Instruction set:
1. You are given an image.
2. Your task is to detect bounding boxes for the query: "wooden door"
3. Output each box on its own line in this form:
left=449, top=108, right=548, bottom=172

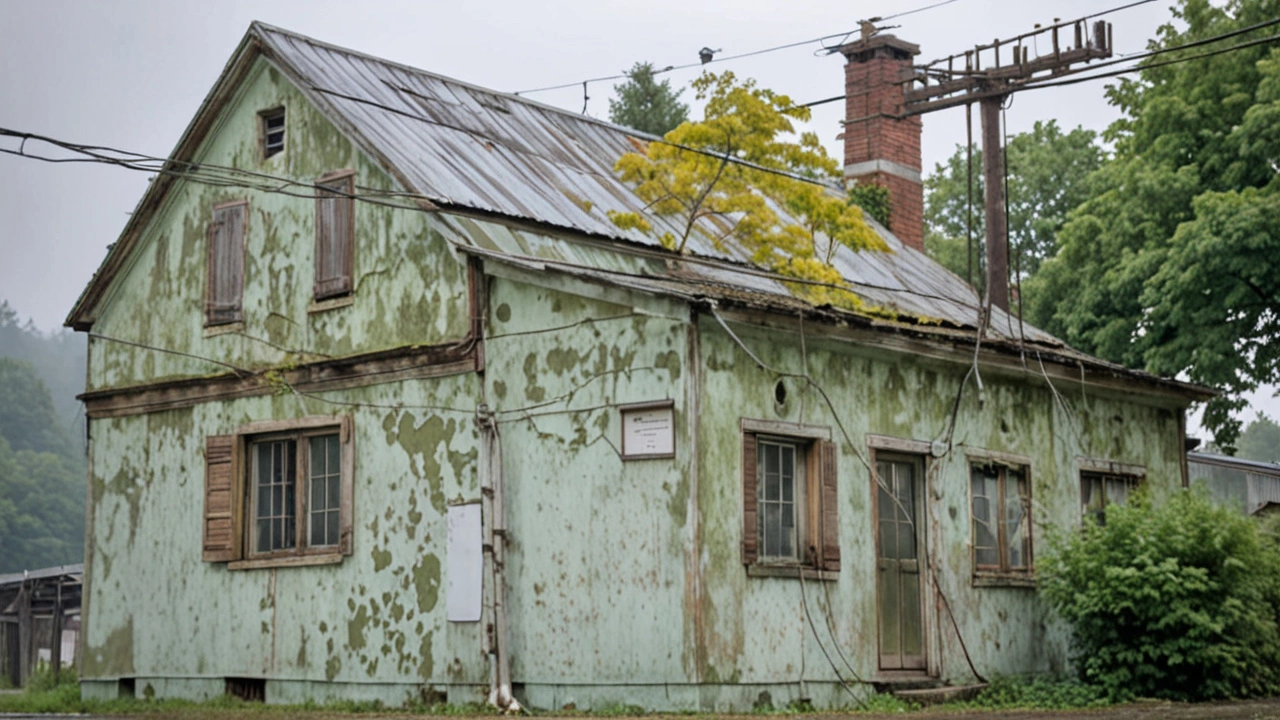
left=876, top=455, right=926, bottom=671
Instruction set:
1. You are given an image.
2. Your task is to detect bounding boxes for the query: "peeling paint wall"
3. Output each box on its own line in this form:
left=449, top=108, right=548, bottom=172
left=481, top=268, right=697, bottom=698
left=81, top=376, right=485, bottom=702
left=693, top=316, right=1184, bottom=700
left=86, top=57, right=469, bottom=392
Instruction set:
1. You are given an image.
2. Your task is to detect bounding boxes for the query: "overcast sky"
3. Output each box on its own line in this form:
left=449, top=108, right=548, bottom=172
left=0, top=0, right=1272, bottom=435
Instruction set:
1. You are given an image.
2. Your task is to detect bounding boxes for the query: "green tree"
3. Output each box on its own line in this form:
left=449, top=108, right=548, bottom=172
left=0, top=300, right=87, bottom=433
left=608, top=71, right=885, bottom=310
left=923, top=120, right=1102, bottom=290
left=0, top=357, right=85, bottom=572
left=1237, top=413, right=1280, bottom=463
left=1040, top=487, right=1280, bottom=701
left=608, top=62, right=690, bottom=136
left=0, top=436, right=85, bottom=573
left=0, top=358, right=71, bottom=456
left=1025, top=0, right=1280, bottom=448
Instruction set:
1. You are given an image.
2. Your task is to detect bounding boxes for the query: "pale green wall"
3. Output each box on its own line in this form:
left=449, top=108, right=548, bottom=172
left=692, top=315, right=1183, bottom=697
left=86, top=57, right=469, bottom=392
left=81, top=375, right=486, bottom=704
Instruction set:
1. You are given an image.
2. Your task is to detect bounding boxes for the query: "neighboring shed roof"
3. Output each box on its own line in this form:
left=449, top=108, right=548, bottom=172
left=1189, top=452, right=1280, bottom=515
left=64, top=22, right=1213, bottom=402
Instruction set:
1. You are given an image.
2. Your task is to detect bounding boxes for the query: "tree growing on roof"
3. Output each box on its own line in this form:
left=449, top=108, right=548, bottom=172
left=607, top=71, right=885, bottom=310
left=608, top=62, right=690, bottom=137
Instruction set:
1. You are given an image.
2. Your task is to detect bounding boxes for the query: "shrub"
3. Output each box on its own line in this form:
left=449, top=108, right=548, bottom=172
left=949, top=675, right=1109, bottom=710
left=1039, top=487, right=1280, bottom=700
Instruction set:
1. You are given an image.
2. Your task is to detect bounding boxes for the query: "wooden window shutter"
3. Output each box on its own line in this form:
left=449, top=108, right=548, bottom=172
left=741, top=432, right=758, bottom=565
left=819, top=440, right=840, bottom=571
left=315, top=173, right=354, bottom=300
left=206, top=203, right=246, bottom=325
left=339, top=415, right=355, bottom=556
left=203, top=435, right=241, bottom=562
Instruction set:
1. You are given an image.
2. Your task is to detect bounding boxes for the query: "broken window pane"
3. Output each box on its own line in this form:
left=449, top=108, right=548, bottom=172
left=971, top=462, right=1032, bottom=574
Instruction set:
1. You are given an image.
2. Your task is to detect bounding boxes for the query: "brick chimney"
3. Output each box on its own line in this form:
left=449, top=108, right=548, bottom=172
left=838, top=35, right=924, bottom=252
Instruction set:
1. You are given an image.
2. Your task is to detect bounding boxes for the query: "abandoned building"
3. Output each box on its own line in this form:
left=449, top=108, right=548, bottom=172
left=66, top=23, right=1212, bottom=709
left=1, top=564, right=83, bottom=688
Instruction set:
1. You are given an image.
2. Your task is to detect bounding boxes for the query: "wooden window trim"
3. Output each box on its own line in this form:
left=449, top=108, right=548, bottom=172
left=314, top=169, right=356, bottom=302
left=1077, top=457, right=1146, bottom=478
left=741, top=418, right=839, bottom=574
left=205, top=200, right=248, bottom=327
left=260, top=107, right=285, bottom=160
left=202, top=415, right=354, bottom=568
left=866, top=434, right=933, bottom=456
left=968, top=458, right=1034, bottom=583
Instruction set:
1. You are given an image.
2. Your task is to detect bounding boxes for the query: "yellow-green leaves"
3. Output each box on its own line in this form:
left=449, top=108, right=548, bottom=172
left=609, top=71, right=885, bottom=310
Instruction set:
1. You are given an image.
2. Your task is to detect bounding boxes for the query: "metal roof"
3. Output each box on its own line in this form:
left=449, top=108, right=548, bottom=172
left=252, top=23, right=1055, bottom=341
left=0, top=564, right=83, bottom=589
left=1189, top=452, right=1280, bottom=476
left=66, top=22, right=1212, bottom=401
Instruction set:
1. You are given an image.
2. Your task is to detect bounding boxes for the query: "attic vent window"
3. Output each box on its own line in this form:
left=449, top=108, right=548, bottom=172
left=261, top=108, right=285, bottom=158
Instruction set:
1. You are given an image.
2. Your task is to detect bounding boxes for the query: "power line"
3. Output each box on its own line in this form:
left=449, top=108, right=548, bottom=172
left=798, top=16, right=1280, bottom=109
left=512, top=0, right=965, bottom=97
left=0, top=124, right=990, bottom=313
left=1018, top=30, right=1280, bottom=92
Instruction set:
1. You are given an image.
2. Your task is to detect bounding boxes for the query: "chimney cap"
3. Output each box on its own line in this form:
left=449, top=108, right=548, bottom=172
left=838, top=34, right=920, bottom=62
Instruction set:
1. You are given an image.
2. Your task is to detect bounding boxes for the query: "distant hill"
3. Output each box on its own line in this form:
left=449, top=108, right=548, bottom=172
left=0, top=301, right=87, bottom=572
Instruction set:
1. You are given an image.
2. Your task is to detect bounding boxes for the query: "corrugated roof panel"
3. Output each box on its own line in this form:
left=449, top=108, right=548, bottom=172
left=255, top=23, right=1064, bottom=345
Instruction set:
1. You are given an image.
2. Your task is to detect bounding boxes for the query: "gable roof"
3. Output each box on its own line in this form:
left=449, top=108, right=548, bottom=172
left=65, top=22, right=1213, bottom=403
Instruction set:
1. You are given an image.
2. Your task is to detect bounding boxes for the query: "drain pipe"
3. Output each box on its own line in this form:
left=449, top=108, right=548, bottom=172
left=478, top=405, right=521, bottom=713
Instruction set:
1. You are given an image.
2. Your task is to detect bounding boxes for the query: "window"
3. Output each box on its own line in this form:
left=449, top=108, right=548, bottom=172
left=741, top=420, right=839, bottom=574
left=970, top=462, right=1031, bottom=575
left=202, top=416, right=354, bottom=567
left=1081, top=472, right=1140, bottom=526
left=249, top=431, right=343, bottom=555
left=206, top=201, right=247, bottom=326
left=314, top=170, right=355, bottom=301
left=261, top=108, right=285, bottom=159
left=758, top=437, right=806, bottom=560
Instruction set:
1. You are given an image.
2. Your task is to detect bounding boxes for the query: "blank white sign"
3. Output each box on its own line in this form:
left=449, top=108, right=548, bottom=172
left=446, top=503, right=482, bottom=622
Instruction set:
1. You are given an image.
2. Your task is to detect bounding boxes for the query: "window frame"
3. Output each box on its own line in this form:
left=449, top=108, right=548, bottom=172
left=245, top=427, right=345, bottom=560
left=1080, top=472, right=1142, bottom=526
left=741, top=419, right=839, bottom=578
left=967, top=450, right=1034, bottom=584
left=260, top=107, right=285, bottom=160
left=205, top=200, right=248, bottom=327
left=755, top=434, right=809, bottom=564
left=313, top=169, right=356, bottom=302
left=202, top=416, right=354, bottom=571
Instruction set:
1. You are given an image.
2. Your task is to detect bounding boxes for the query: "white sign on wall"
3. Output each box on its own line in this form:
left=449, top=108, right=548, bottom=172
left=621, top=401, right=676, bottom=459
left=446, top=503, right=482, bottom=622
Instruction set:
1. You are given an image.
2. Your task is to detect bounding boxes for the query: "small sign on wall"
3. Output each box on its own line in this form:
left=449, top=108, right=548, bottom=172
left=620, top=400, right=676, bottom=459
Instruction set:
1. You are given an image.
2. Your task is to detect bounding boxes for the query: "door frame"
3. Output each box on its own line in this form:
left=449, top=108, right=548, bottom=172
left=868, top=435, right=938, bottom=677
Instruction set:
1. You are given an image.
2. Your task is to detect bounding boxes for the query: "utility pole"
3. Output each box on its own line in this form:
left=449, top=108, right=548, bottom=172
left=896, top=17, right=1114, bottom=311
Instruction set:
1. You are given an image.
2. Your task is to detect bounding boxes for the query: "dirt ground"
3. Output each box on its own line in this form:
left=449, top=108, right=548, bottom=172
left=3, top=699, right=1280, bottom=720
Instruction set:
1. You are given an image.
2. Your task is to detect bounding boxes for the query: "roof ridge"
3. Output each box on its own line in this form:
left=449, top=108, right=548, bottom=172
left=248, top=21, right=670, bottom=143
